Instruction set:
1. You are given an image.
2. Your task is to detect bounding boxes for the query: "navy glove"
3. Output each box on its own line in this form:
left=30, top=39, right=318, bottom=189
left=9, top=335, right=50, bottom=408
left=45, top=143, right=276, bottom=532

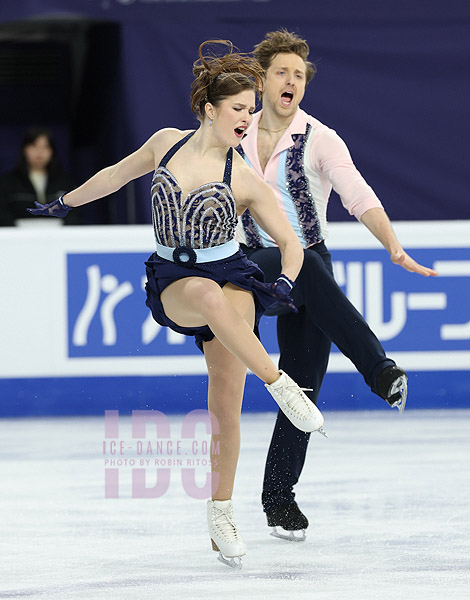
left=27, top=194, right=72, bottom=218
left=270, top=274, right=297, bottom=313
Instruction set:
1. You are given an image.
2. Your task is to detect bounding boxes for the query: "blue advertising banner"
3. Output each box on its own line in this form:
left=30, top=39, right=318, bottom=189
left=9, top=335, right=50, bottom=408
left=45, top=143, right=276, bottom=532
left=329, top=248, right=470, bottom=363
left=66, top=248, right=470, bottom=369
left=1, top=223, right=469, bottom=416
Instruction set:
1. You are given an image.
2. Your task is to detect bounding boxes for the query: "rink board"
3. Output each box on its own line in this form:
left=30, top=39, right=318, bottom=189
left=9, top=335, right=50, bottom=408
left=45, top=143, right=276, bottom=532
left=1, top=222, right=469, bottom=416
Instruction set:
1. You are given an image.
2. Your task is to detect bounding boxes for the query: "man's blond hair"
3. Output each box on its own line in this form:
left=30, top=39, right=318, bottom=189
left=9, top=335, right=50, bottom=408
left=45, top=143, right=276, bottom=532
left=253, top=29, right=316, bottom=83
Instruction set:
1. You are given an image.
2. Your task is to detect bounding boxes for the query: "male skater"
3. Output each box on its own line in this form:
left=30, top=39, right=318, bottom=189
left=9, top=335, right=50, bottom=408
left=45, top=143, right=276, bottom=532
left=237, top=29, right=437, bottom=540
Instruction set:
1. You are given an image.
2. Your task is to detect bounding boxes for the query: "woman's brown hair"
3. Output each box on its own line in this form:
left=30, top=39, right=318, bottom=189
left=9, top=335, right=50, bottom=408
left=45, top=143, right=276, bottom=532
left=190, top=40, right=264, bottom=121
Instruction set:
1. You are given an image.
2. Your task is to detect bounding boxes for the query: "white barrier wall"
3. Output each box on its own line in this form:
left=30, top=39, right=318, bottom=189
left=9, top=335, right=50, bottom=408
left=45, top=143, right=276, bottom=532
left=1, top=221, right=469, bottom=415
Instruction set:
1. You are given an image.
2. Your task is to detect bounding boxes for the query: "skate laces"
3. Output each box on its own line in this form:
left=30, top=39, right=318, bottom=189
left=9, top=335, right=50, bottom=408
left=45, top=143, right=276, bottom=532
left=280, top=382, right=314, bottom=417
left=211, top=505, right=240, bottom=541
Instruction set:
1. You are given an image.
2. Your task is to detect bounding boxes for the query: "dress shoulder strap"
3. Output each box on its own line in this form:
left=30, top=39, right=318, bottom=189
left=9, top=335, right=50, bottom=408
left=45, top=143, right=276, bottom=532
left=158, top=131, right=196, bottom=168
left=222, top=147, right=233, bottom=187
left=159, top=131, right=233, bottom=188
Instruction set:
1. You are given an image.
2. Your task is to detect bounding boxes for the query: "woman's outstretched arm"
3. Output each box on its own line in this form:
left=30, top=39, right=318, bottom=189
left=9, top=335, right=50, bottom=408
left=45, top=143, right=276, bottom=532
left=62, top=133, right=162, bottom=208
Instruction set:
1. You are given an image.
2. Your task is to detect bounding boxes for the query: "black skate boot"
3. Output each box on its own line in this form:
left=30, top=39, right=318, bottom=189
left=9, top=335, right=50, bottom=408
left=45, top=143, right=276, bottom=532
left=377, top=365, right=408, bottom=413
left=266, top=503, right=309, bottom=542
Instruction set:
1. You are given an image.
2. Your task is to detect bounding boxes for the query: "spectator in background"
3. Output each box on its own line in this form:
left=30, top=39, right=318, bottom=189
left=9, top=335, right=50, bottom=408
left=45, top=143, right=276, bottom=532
left=0, top=126, right=78, bottom=226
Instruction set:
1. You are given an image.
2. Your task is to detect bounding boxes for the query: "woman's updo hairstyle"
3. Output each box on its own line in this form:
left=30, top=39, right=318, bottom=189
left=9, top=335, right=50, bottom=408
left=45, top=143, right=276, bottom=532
left=190, top=39, right=264, bottom=121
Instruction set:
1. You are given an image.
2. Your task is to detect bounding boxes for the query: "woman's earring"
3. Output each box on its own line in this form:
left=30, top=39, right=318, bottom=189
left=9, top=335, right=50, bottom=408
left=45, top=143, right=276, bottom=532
left=209, top=118, right=213, bottom=125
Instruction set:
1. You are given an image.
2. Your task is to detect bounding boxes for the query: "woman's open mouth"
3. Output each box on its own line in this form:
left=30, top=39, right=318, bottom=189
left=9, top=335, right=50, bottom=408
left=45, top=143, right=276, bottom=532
left=234, top=126, right=247, bottom=138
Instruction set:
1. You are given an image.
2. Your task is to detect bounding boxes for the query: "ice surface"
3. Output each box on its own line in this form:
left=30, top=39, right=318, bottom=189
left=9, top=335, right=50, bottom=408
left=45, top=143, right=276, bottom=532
left=1, top=410, right=469, bottom=599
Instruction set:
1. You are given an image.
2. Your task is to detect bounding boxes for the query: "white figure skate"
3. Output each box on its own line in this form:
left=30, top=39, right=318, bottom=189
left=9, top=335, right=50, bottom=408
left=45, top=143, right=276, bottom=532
left=265, top=370, right=327, bottom=436
left=207, top=499, right=246, bottom=568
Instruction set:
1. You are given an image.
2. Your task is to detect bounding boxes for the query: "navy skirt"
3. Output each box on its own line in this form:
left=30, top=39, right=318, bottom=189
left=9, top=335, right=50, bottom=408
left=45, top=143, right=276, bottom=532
left=145, top=249, right=277, bottom=352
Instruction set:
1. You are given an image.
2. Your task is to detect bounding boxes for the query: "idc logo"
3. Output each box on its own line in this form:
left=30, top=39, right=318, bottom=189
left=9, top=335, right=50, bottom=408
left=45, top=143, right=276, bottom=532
left=103, top=409, right=219, bottom=500
left=67, top=253, right=198, bottom=357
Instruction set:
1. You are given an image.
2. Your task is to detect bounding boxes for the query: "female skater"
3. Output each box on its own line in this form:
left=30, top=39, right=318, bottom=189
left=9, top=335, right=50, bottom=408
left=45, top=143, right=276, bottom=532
left=29, top=40, right=325, bottom=567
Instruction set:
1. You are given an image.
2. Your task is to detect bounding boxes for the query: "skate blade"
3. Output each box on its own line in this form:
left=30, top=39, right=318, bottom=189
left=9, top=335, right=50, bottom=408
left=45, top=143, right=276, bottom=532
left=389, top=376, right=408, bottom=414
left=212, top=539, right=243, bottom=569
left=270, top=527, right=306, bottom=542
left=317, top=426, right=328, bottom=438
left=217, top=552, right=243, bottom=569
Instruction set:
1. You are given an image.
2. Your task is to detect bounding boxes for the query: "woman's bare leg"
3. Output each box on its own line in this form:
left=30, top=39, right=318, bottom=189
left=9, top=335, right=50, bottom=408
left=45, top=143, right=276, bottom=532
left=160, top=277, right=280, bottom=384
left=203, top=338, right=246, bottom=500
left=203, top=283, right=255, bottom=500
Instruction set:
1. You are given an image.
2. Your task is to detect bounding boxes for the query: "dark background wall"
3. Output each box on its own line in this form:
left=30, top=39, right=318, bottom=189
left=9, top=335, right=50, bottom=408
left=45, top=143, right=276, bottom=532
left=0, top=0, right=469, bottom=224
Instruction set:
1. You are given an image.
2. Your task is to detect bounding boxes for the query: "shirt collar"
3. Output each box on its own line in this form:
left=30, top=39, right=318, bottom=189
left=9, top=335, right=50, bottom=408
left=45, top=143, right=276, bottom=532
left=244, top=107, right=308, bottom=152
left=241, top=108, right=308, bottom=170
left=251, top=107, right=306, bottom=132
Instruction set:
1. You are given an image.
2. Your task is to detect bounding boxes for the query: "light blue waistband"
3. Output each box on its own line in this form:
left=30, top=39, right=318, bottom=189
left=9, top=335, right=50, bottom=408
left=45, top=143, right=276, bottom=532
left=155, top=239, right=239, bottom=263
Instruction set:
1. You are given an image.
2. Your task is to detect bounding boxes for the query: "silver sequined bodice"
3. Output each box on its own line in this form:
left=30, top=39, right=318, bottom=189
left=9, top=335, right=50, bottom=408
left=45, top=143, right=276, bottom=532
left=151, top=168, right=237, bottom=249
left=151, top=131, right=237, bottom=249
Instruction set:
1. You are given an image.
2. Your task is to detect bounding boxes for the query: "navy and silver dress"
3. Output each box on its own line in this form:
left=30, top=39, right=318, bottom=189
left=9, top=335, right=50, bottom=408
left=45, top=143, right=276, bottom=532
left=144, top=131, right=277, bottom=351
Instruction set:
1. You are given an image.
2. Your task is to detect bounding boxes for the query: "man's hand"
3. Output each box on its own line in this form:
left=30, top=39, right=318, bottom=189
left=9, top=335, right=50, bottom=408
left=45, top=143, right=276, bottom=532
left=360, top=208, right=438, bottom=277
left=390, top=249, right=438, bottom=277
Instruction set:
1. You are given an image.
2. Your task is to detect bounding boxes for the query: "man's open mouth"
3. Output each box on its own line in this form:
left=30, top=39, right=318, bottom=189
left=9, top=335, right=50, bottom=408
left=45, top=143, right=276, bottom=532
left=281, top=91, right=294, bottom=107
